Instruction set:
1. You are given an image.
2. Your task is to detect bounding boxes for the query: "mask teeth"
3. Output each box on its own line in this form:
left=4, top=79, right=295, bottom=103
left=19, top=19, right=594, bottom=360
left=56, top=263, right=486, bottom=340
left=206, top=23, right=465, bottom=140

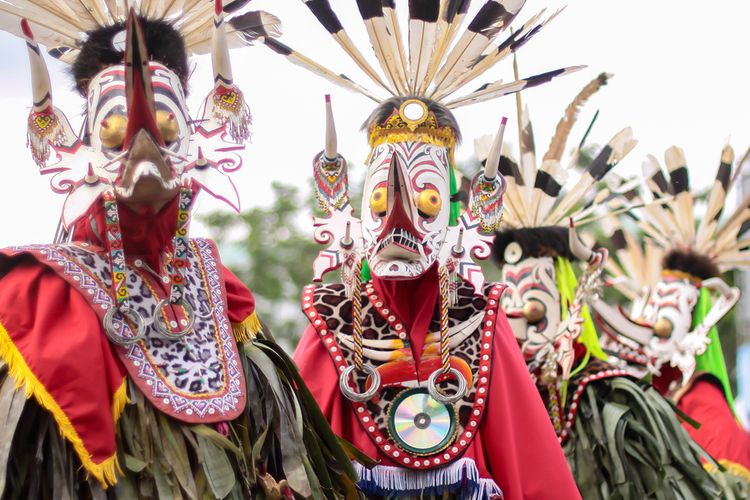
left=375, top=227, right=422, bottom=254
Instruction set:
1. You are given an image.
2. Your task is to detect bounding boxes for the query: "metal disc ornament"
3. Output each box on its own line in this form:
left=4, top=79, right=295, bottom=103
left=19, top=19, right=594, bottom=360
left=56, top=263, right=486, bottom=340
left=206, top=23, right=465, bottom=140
left=388, top=388, right=457, bottom=455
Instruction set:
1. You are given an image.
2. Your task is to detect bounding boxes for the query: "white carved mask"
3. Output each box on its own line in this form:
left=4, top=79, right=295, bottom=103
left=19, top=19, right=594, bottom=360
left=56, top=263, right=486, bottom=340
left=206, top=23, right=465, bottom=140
left=500, top=256, right=561, bottom=351
left=361, top=141, right=451, bottom=279
left=640, top=277, right=699, bottom=366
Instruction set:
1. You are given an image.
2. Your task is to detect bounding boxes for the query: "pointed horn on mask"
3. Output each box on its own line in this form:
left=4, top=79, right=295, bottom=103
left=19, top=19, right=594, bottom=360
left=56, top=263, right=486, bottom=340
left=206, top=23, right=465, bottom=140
left=206, top=0, right=251, bottom=143
left=341, top=220, right=353, bottom=248
left=324, top=94, right=337, bottom=160
left=568, top=217, right=593, bottom=262
left=469, top=116, right=508, bottom=231
left=21, top=19, right=52, bottom=112
left=123, top=8, right=164, bottom=148
left=212, top=0, right=233, bottom=85
left=484, top=116, right=508, bottom=180
left=22, top=19, right=67, bottom=167
left=452, top=227, right=465, bottom=256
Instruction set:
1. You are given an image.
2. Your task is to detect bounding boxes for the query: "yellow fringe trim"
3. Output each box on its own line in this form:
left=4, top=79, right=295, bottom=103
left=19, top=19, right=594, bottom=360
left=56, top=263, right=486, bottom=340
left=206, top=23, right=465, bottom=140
left=112, top=377, right=129, bottom=423
left=232, top=311, right=263, bottom=343
left=0, top=319, right=121, bottom=487
left=705, top=459, right=750, bottom=483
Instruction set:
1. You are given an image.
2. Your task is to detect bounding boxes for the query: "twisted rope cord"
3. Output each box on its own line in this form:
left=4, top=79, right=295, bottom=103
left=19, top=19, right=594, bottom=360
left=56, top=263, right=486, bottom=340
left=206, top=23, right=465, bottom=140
left=439, top=265, right=450, bottom=374
left=352, top=258, right=364, bottom=371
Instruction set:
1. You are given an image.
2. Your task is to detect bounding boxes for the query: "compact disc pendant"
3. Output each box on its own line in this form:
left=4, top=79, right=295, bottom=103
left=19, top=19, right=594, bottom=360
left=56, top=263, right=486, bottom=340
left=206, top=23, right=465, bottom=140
left=387, top=387, right=457, bottom=456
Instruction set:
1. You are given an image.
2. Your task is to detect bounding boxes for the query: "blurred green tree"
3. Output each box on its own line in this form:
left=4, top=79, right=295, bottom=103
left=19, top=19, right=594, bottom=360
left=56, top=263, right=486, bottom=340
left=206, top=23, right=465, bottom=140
left=202, top=182, right=321, bottom=350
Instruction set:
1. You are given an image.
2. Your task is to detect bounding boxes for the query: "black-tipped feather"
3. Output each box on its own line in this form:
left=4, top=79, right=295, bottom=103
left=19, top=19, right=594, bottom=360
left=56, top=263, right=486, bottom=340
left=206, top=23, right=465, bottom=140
left=229, top=11, right=278, bottom=42
left=611, top=228, right=627, bottom=251
left=467, top=0, right=515, bottom=38
left=534, top=170, right=563, bottom=197
left=588, top=145, right=617, bottom=181
left=303, top=0, right=343, bottom=33
left=223, top=0, right=252, bottom=14
left=497, top=155, right=524, bottom=185
left=409, top=0, right=440, bottom=21
left=445, top=0, right=472, bottom=22
left=668, top=167, right=690, bottom=195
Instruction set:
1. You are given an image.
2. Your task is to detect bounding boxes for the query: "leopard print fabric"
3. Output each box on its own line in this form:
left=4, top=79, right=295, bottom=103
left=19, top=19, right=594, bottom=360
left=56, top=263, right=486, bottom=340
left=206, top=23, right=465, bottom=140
left=304, top=279, right=502, bottom=470
left=6, top=239, right=245, bottom=423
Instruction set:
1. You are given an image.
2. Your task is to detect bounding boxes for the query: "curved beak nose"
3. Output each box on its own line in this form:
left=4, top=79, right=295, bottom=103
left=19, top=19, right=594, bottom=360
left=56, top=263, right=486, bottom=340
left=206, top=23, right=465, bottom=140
left=115, top=10, right=177, bottom=208
left=122, top=8, right=164, bottom=149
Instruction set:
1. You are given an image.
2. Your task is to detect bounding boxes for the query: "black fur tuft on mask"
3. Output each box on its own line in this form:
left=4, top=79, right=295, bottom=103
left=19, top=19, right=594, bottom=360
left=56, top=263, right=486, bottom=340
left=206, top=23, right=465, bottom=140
left=72, top=17, right=188, bottom=95
left=492, top=226, right=578, bottom=265
left=662, top=248, right=719, bottom=280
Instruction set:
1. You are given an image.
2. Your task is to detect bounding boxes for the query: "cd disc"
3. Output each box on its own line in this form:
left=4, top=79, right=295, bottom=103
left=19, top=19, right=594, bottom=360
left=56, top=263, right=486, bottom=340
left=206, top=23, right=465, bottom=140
left=388, top=388, right=456, bottom=455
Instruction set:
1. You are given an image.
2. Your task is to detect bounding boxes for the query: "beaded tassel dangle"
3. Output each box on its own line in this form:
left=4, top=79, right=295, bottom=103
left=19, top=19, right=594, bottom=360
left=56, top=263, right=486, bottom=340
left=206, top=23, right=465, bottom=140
left=152, top=182, right=196, bottom=340
left=101, top=190, right=147, bottom=346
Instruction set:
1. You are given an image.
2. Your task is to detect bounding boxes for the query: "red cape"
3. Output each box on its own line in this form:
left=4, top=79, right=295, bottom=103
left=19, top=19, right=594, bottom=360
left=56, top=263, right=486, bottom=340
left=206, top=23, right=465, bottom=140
left=294, top=299, right=580, bottom=499
left=678, top=377, right=750, bottom=477
left=0, top=196, right=257, bottom=486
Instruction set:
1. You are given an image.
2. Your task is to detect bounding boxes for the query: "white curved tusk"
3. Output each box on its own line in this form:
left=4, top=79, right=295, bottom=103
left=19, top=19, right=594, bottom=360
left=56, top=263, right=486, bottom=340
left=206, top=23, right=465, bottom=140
left=568, top=218, right=593, bottom=262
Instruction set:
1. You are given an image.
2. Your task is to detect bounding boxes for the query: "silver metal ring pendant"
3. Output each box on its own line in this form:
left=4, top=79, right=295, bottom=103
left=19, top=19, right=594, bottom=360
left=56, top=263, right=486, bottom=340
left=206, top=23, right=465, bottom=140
left=103, top=307, right=147, bottom=346
left=339, top=364, right=381, bottom=402
left=152, top=299, right=195, bottom=340
left=427, top=368, right=467, bottom=404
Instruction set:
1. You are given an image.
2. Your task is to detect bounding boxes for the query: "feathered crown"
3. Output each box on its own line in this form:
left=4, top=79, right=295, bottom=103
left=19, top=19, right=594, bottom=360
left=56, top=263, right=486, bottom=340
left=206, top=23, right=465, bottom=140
left=264, top=0, right=582, bottom=110
left=601, top=225, right=664, bottom=301
left=483, top=72, right=637, bottom=233
left=0, top=0, right=280, bottom=64
left=368, top=99, right=458, bottom=149
left=634, top=144, right=750, bottom=277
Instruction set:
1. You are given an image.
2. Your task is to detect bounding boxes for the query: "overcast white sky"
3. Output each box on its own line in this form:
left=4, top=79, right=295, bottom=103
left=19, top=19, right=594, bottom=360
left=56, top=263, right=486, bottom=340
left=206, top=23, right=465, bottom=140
left=0, top=0, right=748, bottom=246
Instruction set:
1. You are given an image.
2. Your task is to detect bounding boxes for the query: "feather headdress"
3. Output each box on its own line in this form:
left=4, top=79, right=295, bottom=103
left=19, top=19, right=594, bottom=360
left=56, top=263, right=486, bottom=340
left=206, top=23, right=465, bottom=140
left=478, top=71, right=638, bottom=231
left=601, top=223, right=663, bottom=302
left=630, top=144, right=750, bottom=276
left=274, top=0, right=581, bottom=107
left=0, top=0, right=281, bottom=63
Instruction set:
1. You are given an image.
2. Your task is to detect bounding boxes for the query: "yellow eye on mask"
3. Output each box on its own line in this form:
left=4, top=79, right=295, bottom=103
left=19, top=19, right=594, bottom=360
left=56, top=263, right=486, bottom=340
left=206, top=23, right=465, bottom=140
left=99, top=114, right=128, bottom=149
left=156, top=110, right=179, bottom=144
left=417, top=188, right=441, bottom=217
left=370, top=186, right=387, bottom=215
